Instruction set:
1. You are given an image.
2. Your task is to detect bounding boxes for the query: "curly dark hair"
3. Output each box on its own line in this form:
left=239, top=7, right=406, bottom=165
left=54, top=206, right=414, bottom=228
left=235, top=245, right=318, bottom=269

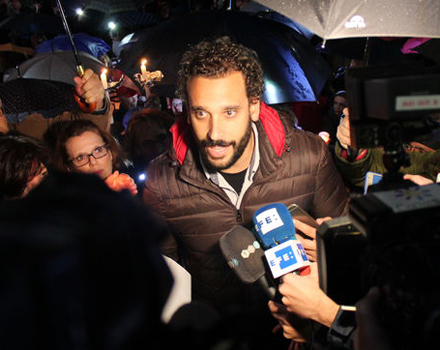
left=176, top=36, right=264, bottom=102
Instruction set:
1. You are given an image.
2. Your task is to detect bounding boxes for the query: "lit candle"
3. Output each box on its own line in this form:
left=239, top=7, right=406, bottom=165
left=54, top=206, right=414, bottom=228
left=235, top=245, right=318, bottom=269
left=140, top=59, right=147, bottom=76
left=100, top=68, right=108, bottom=89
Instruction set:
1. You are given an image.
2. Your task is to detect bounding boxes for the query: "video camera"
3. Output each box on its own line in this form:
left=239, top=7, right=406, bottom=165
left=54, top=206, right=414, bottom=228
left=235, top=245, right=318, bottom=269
left=345, top=63, right=440, bottom=149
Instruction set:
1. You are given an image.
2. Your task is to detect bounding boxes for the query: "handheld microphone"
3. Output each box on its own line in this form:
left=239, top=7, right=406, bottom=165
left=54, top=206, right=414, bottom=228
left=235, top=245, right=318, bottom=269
left=253, top=203, right=310, bottom=279
left=219, top=225, right=275, bottom=299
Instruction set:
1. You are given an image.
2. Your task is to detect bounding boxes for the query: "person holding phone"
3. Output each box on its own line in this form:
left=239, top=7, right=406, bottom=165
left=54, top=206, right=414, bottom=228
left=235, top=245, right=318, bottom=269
left=334, top=107, right=439, bottom=190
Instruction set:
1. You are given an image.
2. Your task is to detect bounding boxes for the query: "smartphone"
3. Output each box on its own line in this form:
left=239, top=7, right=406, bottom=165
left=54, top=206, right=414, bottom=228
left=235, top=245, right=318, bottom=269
left=364, top=171, right=383, bottom=194
left=287, top=203, right=319, bottom=229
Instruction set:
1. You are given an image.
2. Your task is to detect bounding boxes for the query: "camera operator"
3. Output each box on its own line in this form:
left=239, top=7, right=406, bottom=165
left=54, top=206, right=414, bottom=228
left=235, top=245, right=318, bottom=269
left=334, top=108, right=439, bottom=190
left=271, top=234, right=440, bottom=350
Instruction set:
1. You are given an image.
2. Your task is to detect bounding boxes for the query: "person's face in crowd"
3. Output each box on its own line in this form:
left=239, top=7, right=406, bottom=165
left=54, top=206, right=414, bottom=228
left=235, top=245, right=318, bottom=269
left=21, top=164, right=48, bottom=198
left=171, top=98, right=183, bottom=115
left=186, top=71, right=260, bottom=174
left=65, top=130, right=113, bottom=180
left=11, top=0, right=22, bottom=11
left=333, top=95, right=346, bottom=117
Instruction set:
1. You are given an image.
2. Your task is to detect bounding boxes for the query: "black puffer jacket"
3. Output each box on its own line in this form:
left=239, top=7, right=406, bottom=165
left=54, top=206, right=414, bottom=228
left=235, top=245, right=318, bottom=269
left=143, top=103, right=348, bottom=312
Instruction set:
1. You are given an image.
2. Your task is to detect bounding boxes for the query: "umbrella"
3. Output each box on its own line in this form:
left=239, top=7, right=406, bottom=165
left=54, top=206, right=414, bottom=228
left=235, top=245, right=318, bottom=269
left=413, top=39, right=440, bottom=66
left=5, top=51, right=105, bottom=86
left=85, top=0, right=139, bottom=14
left=255, top=0, right=440, bottom=40
left=318, top=37, right=418, bottom=65
left=0, top=13, right=63, bottom=36
left=0, top=78, right=77, bottom=124
left=36, top=33, right=111, bottom=59
left=118, top=10, right=331, bottom=104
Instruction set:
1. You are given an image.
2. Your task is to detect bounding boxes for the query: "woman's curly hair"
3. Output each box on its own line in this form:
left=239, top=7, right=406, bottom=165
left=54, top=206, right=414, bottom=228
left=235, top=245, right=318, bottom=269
left=176, top=36, right=264, bottom=102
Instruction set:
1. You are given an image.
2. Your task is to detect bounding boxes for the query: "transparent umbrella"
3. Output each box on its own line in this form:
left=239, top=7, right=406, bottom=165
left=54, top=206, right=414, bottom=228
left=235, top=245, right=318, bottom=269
left=255, top=0, right=440, bottom=41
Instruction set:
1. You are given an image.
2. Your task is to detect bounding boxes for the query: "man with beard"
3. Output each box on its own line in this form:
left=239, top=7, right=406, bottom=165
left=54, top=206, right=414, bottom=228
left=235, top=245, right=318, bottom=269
left=143, top=37, right=347, bottom=343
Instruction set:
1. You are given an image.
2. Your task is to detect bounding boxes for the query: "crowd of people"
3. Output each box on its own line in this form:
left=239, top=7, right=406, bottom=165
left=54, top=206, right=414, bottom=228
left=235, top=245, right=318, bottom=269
left=0, top=1, right=440, bottom=349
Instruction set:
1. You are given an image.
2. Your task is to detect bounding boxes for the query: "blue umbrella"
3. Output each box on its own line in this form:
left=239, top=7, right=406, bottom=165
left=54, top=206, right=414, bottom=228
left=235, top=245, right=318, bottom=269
left=36, top=33, right=111, bottom=58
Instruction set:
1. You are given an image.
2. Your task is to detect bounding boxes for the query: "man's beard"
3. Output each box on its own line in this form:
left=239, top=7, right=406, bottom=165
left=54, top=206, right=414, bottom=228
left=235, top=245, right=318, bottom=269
left=199, top=120, right=253, bottom=173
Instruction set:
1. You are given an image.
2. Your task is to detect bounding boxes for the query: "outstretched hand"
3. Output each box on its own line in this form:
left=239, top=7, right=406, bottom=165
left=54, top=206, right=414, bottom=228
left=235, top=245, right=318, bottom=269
left=104, top=171, right=138, bottom=196
left=278, top=262, right=339, bottom=327
left=293, top=216, right=331, bottom=262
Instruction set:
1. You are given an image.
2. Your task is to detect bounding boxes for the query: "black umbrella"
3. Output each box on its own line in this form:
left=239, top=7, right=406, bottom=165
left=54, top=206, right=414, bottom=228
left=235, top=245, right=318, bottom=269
left=118, top=10, right=331, bottom=104
left=318, top=37, right=419, bottom=65
left=0, top=78, right=77, bottom=124
left=0, top=13, right=63, bottom=36
left=414, top=39, right=440, bottom=67
left=85, top=0, right=139, bottom=14
left=5, top=51, right=105, bottom=86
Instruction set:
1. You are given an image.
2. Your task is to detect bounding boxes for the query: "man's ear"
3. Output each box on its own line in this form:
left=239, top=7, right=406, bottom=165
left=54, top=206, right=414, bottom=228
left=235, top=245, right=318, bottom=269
left=250, top=97, right=260, bottom=122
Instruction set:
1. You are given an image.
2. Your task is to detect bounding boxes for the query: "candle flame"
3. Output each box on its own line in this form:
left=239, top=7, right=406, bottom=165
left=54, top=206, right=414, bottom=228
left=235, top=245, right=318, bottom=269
left=101, top=68, right=108, bottom=74
left=141, top=58, right=147, bottom=66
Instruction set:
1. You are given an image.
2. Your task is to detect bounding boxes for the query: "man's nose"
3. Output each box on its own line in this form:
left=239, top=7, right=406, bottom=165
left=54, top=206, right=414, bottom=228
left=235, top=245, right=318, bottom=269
left=208, top=115, right=222, bottom=141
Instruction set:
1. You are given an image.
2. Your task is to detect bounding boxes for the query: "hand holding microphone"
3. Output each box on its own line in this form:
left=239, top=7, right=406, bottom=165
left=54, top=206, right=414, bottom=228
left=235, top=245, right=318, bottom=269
left=278, top=262, right=340, bottom=328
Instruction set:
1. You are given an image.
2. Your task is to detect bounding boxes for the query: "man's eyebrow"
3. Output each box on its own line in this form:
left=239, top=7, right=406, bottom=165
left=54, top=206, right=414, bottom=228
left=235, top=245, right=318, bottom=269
left=190, top=105, right=206, bottom=111
left=190, top=105, right=241, bottom=111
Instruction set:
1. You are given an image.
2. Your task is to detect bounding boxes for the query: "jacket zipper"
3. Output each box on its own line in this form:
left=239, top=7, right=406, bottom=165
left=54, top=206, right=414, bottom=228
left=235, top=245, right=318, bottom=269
left=236, top=209, right=243, bottom=224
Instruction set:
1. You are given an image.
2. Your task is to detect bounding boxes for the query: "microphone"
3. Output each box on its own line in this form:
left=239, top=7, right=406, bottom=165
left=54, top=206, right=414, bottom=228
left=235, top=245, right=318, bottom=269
left=253, top=203, right=310, bottom=279
left=219, top=225, right=275, bottom=299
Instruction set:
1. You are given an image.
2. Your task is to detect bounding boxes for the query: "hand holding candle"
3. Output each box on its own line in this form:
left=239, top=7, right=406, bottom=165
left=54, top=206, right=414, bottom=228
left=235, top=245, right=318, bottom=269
left=100, top=68, right=108, bottom=89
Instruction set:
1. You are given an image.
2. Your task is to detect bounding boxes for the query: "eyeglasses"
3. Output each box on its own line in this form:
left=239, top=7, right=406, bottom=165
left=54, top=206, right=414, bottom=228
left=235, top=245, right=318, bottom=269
left=68, top=145, right=109, bottom=167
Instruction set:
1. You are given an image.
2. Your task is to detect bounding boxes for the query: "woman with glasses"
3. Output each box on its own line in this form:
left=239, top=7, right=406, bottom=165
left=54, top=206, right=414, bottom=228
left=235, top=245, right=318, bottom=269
left=46, top=119, right=137, bottom=196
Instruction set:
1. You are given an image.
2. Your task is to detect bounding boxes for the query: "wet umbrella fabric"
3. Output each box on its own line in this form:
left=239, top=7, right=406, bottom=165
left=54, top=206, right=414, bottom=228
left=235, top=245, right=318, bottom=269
left=5, top=51, right=105, bottom=86
left=85, top=0, right=139, bottom=14
left=36, top=33, right=111, bottom=59
left=118, top=10, right=331, bottom=104
left=255, top=0, right=440, bottom=40
left=0, top=78, right=77, bottom=123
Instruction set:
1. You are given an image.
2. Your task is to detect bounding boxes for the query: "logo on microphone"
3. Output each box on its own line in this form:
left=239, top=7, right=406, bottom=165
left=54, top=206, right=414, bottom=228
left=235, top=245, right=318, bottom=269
left=255, top=207, right=283, bottom=235
left=273, top=246, right=297, bottom=269
left=265, top=240, right=310, bottom=278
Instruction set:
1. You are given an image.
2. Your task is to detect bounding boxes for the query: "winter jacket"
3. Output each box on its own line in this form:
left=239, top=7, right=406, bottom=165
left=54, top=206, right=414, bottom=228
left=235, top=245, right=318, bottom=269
left=143, top=103, right=348, bottom=312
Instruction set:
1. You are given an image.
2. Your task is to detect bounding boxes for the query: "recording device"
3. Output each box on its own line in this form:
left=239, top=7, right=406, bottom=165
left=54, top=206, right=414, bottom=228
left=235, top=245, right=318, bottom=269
left=345, top=63, right=440, bottom=192
left=317, top=183, right=440, bottom=307
left=287, top=203, right=319, bottom=229
left=346, top=63, right=440, bottom=149
left=253, top=203, right=310, bottom=278
left=219, top=225, right=275, bottom=299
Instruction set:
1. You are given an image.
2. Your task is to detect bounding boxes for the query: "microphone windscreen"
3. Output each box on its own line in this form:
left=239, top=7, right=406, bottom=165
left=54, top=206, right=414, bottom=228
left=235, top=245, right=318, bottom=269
left=219, top=226, right=265, bottom=284
left=253, top=203, right=296, bottom=249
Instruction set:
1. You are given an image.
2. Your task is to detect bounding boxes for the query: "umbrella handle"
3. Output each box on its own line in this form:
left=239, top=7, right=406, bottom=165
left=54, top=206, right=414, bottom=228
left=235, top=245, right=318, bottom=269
left=73, top=65, right=97, bottom=113
left=73, top=93, right=97, bottom=113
